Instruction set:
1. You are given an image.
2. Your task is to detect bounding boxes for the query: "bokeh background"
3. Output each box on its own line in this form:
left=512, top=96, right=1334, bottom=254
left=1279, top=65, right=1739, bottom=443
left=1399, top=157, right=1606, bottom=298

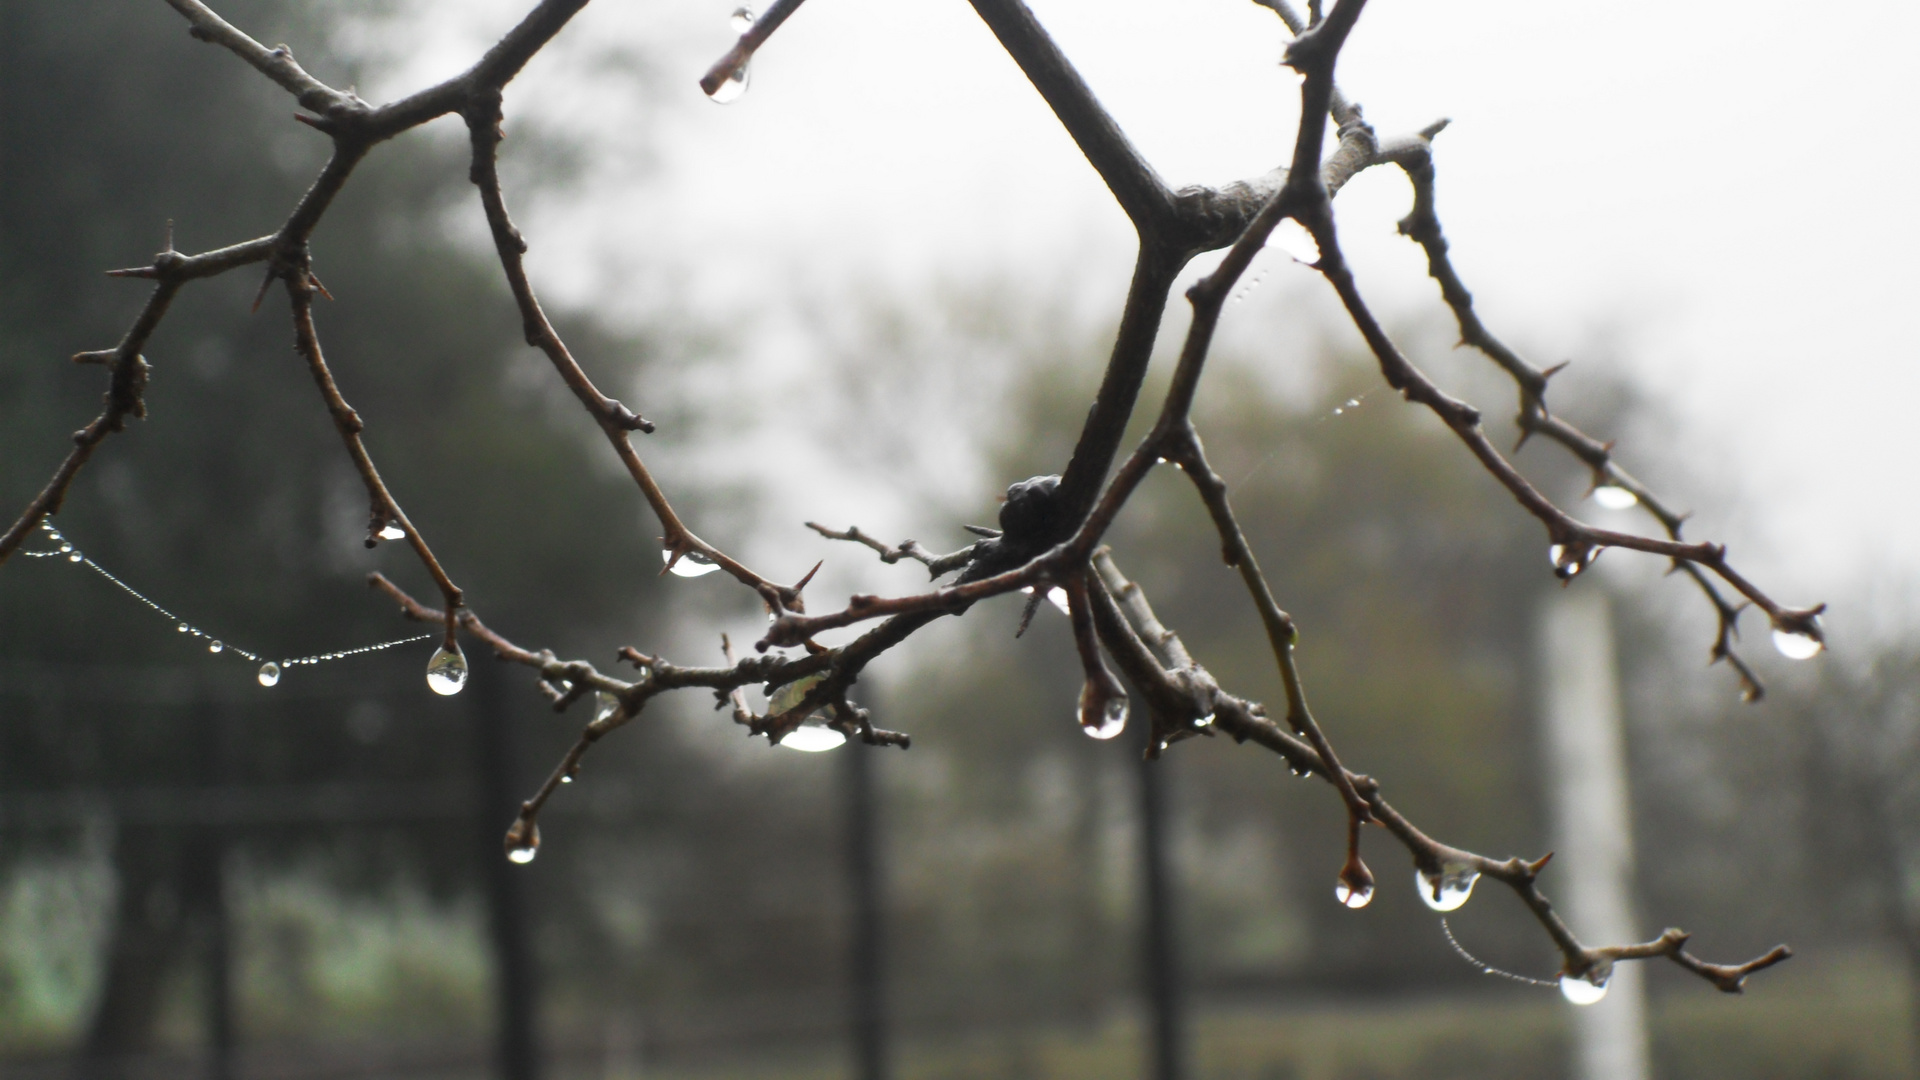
left=4, top=1, right=1918, bottom=1079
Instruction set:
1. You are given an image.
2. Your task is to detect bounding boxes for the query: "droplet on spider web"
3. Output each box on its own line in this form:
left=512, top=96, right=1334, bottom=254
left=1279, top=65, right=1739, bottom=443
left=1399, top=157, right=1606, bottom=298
left=662, top=546, right=722, bottom=578
left=257, top=662, right=281, bottom=688
left=208, top=640, right=224, bottom=654
left=707, top=62, right=749, bottom=104
left=1772, top=625, right=1823, bottom=660
left=378, top=523, right=406, bottom=541
left=1559, top=972, right=1609, bottom=1005
left=730, top=6, right=755, bottom=32
left=1269, top=219, right=1320, bottom=265
left=1591, top=485, right=1638, bottom=510
left=1416, top=863, right=1480, bottom=912
left=426, top=644, right=469, bottom=696
left=58, top=542, right=73, bottom=554
left=177, top=623, right=190, bottom=633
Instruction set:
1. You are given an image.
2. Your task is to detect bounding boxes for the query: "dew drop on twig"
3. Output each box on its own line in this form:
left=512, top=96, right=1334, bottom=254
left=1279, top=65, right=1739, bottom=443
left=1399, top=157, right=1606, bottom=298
left=506, top=821, right=540, bottom=865
left=378, top=523, right=406, bottom=541
left=1592, top=485, right=1638, bottom=510
left=781, top=724, right=848, bottom=752
left=1773, top=626, right=1823, bottom=660
left=1080, top=695, right=1128, bottom=740
left=1335, top=878, right=1373, bottom=909
left=1415, top=864, right=1479, bottom=912
left=730, top=6, right=755, bottom=33
left=662, top=547, right=722, bottom=578
left=426, top=644, right=469, bottom=696
left=707, top=62, right=749, bottom=104
left=1559, top=971, right=1609, bottom=1005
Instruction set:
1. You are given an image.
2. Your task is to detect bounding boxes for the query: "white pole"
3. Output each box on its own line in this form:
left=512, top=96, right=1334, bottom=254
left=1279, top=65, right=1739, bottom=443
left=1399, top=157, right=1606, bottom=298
left=1539, top=590, right=1652, bottom=1080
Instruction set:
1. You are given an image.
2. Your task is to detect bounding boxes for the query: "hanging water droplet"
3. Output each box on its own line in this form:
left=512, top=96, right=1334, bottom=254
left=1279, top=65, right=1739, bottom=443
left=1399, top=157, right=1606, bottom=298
left=1045, top=587, right=1071, bottom=616
left=1080, top=694, right=1128, bottom=740
left=1334, top=879, right=1373, bottom=909
left=67, top=551, right=83, bottom=563
left=208, top=640, right=224, bottom=654
left=662, top=546, right=722, bottom=577
left=58, top=542, right=72, bottom=553
left=177, top=623, right=190, bottom=633
left=1592, top=485, right=1638, bottom=510
left=505, top=820, right=540, bottom=864
left=1548, top=543, right=1591, bottom=580
left=378, top=523, right=406, bottom=541
left=707, top=61, right=749, bottom=104
left=593, top=690, right=622, bottom=724
left=257, top=662, right=281, bottom=688
left=730, top=5, right=756, bottom=33
left=1772, top=625, right=1824, bottom=660
left=1415, top=863, right=1480, bottom=912
left=1559, top=971, right=1609, bottom=1005
left=1196, top=712, right=1215, bottom=728
left=426, top=644, right=469, bottom=696
left=1270, top=218, right=1320, bottom=265
left=781, top=724, right=847, bottom=752
left=1344, top=398, right=1360, bottom=409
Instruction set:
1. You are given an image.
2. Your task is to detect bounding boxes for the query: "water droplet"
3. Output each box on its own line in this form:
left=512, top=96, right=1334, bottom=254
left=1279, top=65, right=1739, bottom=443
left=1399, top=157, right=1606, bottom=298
left=1559, top=971, right=1609, bottom=1005
left=781, top=724, right=847, bottom=752
left=1080, top=694, right=1128, bottom=740
left=1045, top=587, right=1071, bottom=616
left=1344, top=398, right=1360, bottom=409
left=58, top=542, right=72, bottom=553
left=662, top=546, right=722, bottom=577
left=1196, top=712, right=1216, bottom=728
left=378, top=523, right=406, bottom=541
left=560, top=774, right=573, bottom=784
left=67, top=551, right=82, bottom=563
left=1270, top=218, right=1320, bottom=265
left=1335, top=879, right=1373, bottom=909
left=1592, top=485, right=1638, bottom=510
left=707, top=61, right=749, bottom=104
left=769, top=673, right=826, bottom=718
left=177, top=623, right=190, bottom=633
left=1416, top=864, right=1480, bottom=912
left=730, top=5, right=755, bottom=32
left=593, top=691, right=622, bottom=724
left=505, top=820, right=540, bottom=864
left=1548, top=543, right=1593, bottom=579
left=426, top=644, right=469, bottom=696
left=1773, top=625, right=1824, bottom=660
left=208, top=640, right=223, bottom=654
left=257, top=662, right=281, bottom=688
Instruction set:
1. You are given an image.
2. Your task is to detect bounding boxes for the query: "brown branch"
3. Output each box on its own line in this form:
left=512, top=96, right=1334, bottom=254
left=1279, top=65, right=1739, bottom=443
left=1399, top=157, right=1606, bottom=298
left=1090, top=552, right=1790, bottom=994
left=804, top=523, right=977, bottom=578
left=698, top=0, right=810, bottom=99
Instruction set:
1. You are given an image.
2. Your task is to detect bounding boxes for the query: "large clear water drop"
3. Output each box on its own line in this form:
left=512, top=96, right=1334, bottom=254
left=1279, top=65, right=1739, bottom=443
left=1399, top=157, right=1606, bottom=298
left=505, top=821, right=540, bottom=864
left=730, top=6, right=755, bottom=32
left=662, top=546, right=722, bottom=577
left=1081, top=695, right=1128, bottom=740
left=426, top=644, right=469, bottom=696
left=1270, top=218, right=1320, bottom=265
left=378, top=523, right=406, bottom=541
left=593, top=691, right=622, bottom=724
left=1335, top=879, right=1373, bottom=909
left=208, top=640, right=223, bottom=654
left=707, top=62, right=749, bottom=104
left=781, top=724, right=847, bottom=752
left=257, top=662, right=281, bottom=688
left=1559, top=971, right=1609, bottom=1005
left=1592, top=485, right=1638, bottom=510
left=1416, top=864, right=1480, bottom=912
left=1773, top=625, right=1823, bottom=660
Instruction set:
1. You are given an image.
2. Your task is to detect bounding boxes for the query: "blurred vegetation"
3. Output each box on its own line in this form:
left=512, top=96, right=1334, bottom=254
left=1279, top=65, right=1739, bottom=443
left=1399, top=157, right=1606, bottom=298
left=2, top=2, right=1916, bottom=1079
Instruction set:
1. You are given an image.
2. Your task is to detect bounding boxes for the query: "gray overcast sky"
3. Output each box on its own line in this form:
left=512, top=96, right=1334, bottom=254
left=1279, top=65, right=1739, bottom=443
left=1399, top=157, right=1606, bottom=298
left=393, top=0, right=1920, bottom=630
